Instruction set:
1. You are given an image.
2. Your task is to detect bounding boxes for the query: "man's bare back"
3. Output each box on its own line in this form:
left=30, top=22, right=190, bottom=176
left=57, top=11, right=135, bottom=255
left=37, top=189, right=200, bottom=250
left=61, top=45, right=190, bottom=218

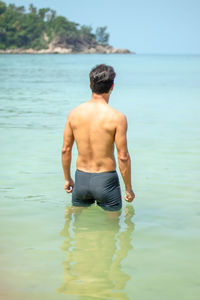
left=62, top=64, right=135, bottom=210
left=69, top=99, right=123, bottom=173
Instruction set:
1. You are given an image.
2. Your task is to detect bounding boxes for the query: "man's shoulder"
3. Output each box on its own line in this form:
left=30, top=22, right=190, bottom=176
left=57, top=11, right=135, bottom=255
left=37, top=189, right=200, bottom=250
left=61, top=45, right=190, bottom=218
left=108, top=105, right=127, bottom=121
left=68, top=102, right=86, bottom=118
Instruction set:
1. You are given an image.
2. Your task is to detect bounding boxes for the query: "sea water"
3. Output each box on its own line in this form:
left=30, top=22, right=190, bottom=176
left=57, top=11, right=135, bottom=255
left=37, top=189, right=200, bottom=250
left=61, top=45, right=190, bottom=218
left=0, top=54, right=199, bottom=300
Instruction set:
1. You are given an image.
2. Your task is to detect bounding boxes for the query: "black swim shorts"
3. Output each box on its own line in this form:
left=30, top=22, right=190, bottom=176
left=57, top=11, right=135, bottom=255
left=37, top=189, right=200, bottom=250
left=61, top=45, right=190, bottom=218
left=72, top=169, right=122, bottom=211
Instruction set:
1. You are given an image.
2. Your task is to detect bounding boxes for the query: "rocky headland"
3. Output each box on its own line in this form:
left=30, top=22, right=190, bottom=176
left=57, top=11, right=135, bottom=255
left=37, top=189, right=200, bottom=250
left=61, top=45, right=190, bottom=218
left=0, top=2, right=135, bottom=55
left=0, top=36, right=134, bottom=54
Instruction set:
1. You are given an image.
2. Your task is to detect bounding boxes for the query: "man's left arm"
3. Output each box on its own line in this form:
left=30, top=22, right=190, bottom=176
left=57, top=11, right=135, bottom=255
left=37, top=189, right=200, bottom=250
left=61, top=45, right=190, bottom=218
left=62, top=113, right=74, bottom=193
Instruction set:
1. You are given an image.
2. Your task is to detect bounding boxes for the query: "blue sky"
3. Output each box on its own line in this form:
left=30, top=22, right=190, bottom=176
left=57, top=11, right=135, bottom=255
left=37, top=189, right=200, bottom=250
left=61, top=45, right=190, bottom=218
left=3, top=0, right=200, bottom=54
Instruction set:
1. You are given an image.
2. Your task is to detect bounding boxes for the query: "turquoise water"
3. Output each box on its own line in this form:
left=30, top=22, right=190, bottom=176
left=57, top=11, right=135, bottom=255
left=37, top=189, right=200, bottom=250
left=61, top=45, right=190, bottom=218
left=0, top=54, right=200, bottom=300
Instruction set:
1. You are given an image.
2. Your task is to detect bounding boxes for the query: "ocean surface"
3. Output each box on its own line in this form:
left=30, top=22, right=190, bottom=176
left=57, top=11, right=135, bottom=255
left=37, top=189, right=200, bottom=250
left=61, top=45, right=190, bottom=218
left=0, top=54, right=199, bottom=300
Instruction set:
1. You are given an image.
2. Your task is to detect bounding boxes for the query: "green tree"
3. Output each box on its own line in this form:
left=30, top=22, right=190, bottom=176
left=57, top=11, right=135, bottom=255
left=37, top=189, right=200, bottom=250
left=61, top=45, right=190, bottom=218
left=47, top=9, right=56, bottom=22
left=29, top=3, right=37, bottom=15
left=16, top=6, right=25, bottom=14
left=38, top=8, right=50, bottom=20
left=0, top=1, right=110, bottom=50
left=96, top=26, right=109, bottom=45
left=80, top=25, right=95, bottom=39
left=50, top=16, right=78, bottom=37
left=80, top=25, right=92, bottom=36
left=0, top=1, right=6, bottom=14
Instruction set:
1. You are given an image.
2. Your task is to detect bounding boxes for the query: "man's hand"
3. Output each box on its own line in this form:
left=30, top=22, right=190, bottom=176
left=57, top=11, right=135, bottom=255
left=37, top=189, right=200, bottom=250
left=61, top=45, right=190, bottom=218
left=124, top=189, right=135, bottom=202
left=64, top=178, right=74, bottom=193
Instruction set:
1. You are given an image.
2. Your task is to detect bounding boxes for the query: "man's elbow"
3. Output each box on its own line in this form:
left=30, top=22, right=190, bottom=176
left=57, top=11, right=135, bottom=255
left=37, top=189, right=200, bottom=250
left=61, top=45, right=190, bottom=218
left=62, top=146, right=72, bottom=155
left=118, top=152, right=130, bottom=162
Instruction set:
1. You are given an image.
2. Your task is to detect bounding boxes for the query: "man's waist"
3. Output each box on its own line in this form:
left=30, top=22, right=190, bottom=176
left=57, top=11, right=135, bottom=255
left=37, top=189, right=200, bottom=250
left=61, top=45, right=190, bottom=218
left=76, top=168, right=116, bottom=174
left=76, top=157, right=116, bottom=173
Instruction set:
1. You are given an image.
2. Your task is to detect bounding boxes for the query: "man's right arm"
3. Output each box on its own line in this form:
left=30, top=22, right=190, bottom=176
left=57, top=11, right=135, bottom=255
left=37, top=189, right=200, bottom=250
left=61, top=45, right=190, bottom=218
left=115, top=114, right=135, bottom=202
left=62, top=112, right=75, bottom=193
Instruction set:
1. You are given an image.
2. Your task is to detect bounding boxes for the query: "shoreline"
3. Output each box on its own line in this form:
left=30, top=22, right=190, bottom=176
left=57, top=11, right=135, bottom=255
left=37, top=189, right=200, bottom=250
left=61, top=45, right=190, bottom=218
left=0, top=46, right=135, bottom=55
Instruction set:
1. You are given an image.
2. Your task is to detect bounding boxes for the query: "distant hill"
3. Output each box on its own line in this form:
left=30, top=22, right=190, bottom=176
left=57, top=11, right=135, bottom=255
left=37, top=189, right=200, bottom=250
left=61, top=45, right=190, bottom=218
left=0, top=1, right=133, bottom=54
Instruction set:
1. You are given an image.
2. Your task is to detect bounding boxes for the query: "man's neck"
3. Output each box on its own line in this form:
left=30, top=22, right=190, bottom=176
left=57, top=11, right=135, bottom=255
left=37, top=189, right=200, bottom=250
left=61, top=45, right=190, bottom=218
left=90, top=92, right=110, bottom=104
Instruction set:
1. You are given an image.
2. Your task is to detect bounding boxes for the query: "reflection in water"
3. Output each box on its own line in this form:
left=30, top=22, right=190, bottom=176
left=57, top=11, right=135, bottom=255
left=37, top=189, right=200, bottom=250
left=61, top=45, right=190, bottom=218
left=57, top=205, right=135, bottom=299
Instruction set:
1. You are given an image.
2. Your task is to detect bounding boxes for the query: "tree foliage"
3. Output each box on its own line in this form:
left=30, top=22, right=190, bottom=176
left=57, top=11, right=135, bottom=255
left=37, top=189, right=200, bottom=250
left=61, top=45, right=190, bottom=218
left=0, top=1, right=110, bottom=50
left=96, top=26, right=109, bottom=45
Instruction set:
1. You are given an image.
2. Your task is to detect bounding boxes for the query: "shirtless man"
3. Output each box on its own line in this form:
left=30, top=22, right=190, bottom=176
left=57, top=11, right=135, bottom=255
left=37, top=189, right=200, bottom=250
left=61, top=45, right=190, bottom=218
left=62, top=64, right=135, bottom=211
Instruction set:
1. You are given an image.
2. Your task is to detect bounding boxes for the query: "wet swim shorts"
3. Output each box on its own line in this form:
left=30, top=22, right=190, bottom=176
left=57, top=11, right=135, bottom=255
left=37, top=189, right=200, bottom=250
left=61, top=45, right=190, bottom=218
left=72, top=169, right=122, bottom=211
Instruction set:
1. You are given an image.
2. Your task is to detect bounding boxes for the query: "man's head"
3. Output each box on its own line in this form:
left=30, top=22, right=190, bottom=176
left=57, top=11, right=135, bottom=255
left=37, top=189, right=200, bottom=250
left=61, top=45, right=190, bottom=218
left=89, top=64, right=116, bottom=94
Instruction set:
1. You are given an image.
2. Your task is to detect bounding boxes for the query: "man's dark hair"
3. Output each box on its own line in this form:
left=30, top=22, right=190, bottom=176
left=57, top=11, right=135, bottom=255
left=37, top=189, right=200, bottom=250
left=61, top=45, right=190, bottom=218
left=89, top=64, right=116, bottom=94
